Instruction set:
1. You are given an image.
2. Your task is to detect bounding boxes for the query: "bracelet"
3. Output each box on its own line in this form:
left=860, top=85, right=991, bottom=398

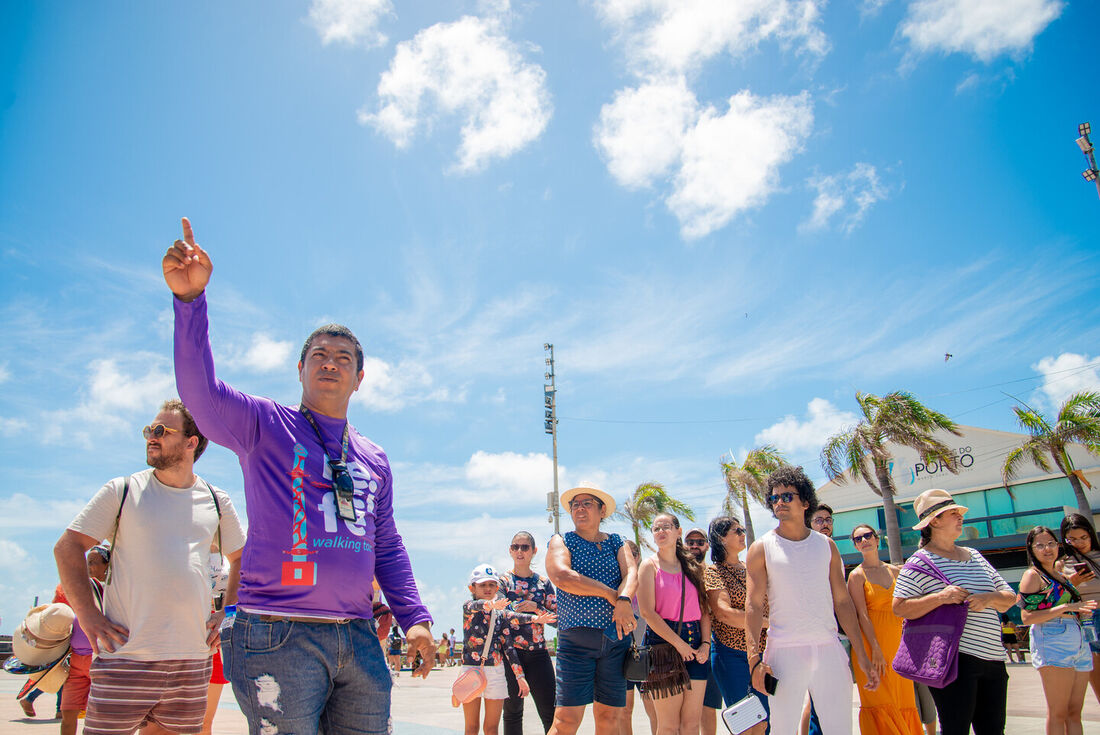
left=617, top=595, right=631, bottom=602
left=749, top=659, right=762, bottom=676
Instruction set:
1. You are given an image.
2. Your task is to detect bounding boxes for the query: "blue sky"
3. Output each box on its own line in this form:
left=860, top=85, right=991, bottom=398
left=1, top=0, right=1098, bottom=636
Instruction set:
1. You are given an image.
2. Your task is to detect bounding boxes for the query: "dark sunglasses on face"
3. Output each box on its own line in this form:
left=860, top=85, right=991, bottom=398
left=142, top=424, right=180, bottom=440
left=768, top=491, right=796, bottom=505
left=732, top=527, right=746, bottom=536
left=510, top=544, right=531, bottom=552
left=852, top=531, right=877, bottom=543
left=685, top=539, right=706, bottom=547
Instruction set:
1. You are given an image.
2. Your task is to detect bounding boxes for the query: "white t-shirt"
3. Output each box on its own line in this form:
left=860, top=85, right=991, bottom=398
left=69, top=469, right=246, bottom=661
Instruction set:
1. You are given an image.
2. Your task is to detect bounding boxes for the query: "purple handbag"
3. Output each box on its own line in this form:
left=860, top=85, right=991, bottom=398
left=892, top=550, right=968, bottom=688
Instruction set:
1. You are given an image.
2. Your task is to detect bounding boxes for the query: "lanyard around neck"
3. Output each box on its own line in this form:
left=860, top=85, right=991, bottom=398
left=299, top=405, right=349, bottom=464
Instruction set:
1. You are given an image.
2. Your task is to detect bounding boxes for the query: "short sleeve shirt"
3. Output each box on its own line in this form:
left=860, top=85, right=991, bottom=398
left=893, top=547, right=1011, bottom=661
left=704, top=562, right=767, bottom=653
left=556, top=531, right=624, bottom=631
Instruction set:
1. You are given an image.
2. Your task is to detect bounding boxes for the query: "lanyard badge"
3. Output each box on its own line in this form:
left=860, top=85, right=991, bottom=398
left=300, top=407, right=358, bottom=522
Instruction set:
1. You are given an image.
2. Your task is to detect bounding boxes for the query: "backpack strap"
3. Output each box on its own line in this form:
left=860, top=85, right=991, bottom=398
left=104, top=476, right=131, bottom=586
left=200, top=479, right=223, bottom=557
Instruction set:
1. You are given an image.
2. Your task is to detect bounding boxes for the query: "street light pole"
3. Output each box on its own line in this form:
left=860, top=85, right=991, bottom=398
left=543, top=344, right=560, bottom=535
left=1075, top=122, right=1100, bottom=201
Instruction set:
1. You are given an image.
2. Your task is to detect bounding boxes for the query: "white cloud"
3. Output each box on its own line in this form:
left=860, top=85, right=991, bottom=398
left=394, top=451, right=560, bottom=508
left=465, top=450, right=555, bottom=502
left=669, top=90, right=813, bottom=239
left=955, top=72, right=981, bottom=94
left=228, top=334, right=294, bottom=374
left=1033, top=353, right=1100, bottom=409
left=594, top=0, right=828, bottom=75
left=754, top=398, right=858, bottom=455
left=354, top=355, right=464, bottom=412
left=900, top=0, right=1063, bottom=62
left=0, top=494, right=90, bottom=530
left=0, top=416, right=29, bottom=436
left=0, top=362, right=9, bottom=383
left=308, top=0, right=393, bottom=46
left=596, top=83, right=813, bottom=239
left=363, top=15, right=552, bottom=173
left=0, top=539, right=29, bottom=569
left=802, top=162, right=890, bottom=234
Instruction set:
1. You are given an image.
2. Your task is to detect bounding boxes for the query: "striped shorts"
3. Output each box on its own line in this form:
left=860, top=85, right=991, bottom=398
left=83, top=656, right=213, bottom=735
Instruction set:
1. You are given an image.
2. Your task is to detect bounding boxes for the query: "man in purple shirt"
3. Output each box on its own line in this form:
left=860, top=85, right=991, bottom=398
left=163, top=218, right=435, bottom=735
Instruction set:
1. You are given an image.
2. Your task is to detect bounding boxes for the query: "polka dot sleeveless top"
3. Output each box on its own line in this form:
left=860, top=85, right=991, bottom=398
left=556, top=531, right=623, bottom=630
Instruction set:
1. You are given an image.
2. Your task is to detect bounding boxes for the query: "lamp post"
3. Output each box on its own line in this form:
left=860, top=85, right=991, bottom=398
left=543, top=343, right=560, bottom=535
left=1076, top=122, right=1100, bottom=201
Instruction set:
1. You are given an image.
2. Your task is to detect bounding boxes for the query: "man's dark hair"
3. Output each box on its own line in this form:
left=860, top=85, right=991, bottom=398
left=300, top=324, right=364, bottom=372
left=765, top=465, right=818, bottom=520
left=816, top=504, right=834, bottom=517
left=161, top=398, right=208, bottom=462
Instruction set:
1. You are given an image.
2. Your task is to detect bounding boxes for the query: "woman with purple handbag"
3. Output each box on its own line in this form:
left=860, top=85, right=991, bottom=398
left=892, top=489, right=1017, bottom=735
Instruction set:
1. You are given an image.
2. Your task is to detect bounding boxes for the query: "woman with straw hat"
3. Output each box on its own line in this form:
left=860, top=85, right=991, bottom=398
left=892, top=489, right=1016, bottom=735
left=545, top=482, right=638, bottom=735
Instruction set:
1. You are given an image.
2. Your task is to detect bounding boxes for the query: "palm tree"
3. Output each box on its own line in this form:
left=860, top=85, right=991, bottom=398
left=721, top=446, right=787, bottom=545
left=1002, top=391, right=1100, bottom=518
left=821, top=391, right=960, bottom=563
left=614, top=482, right=696, bottom=550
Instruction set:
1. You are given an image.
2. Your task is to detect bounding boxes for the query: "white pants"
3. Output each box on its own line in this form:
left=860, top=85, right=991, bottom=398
left=764, top=640, right=853, bottom=735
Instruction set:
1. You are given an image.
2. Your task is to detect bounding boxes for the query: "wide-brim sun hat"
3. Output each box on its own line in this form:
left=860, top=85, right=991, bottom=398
left=560, top=481, right=616, bottom=518
left=912, top=488, right=969, bottom=530
left=17, top=652, right=71, bottom=697
left=12, top=603, right=74, bottom=666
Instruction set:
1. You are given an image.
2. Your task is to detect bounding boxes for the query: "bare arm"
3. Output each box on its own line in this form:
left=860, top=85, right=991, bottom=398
left=611, top=540, right=639, bottom=639
left=744, top=542, right=771, bottom=693
left=845, top=565, right=885, bottom=679
left=829, top=542, right=878, bottom=690
left=1017, top=569, right=1096, bottom=624
left=54, top=529, right=129, bottom=655
left=708, top=587, right=748, bottom=628
left=892, top=582, right=968, bottom=619
left=544, top=535, right=618, bottom=600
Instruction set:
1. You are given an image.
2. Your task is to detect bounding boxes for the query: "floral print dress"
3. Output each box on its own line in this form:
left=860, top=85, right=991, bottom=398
left=462, top=599, right=535, bottom=680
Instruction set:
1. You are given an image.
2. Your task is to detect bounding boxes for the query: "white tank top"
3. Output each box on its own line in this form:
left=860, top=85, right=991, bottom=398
left=761, top=529, right=838, bottom=647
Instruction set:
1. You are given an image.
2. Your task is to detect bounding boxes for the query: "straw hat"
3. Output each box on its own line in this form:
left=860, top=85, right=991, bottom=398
left=911, top=489, right=969, bottom=530
left=560, top=481, right=616, bottom=518
left=12, top=603, right=74, bottom=667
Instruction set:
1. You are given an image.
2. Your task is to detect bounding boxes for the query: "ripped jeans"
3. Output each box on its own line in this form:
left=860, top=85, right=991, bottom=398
left=222, top=611, right=391, bottom=735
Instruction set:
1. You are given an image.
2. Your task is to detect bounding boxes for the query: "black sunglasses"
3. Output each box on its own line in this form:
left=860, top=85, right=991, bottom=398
left=328, top=459, right=355, bottom=494
left=510, top=543, right=531, bottom=551
left=852, top=531, right=877, bottom=543
left=685, top=539, right=707, bottom=547
left=732, top=527, right=746, bottom=536
left=767, top=491, right=796, bottom=505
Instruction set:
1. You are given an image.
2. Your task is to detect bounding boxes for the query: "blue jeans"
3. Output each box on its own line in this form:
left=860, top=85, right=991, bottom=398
left=222, top=611, right=391, bottom=735
left=555, top=627, right=631, bottom=707
left=711, top=641, right=769, bottom=725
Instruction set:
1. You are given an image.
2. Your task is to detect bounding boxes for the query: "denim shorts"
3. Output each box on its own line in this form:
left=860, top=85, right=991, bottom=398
left=710, top=640, right=769, bottom=720
left=643, top=620, right=711, bottom=681
left=222, top=611, right=391, bottom=735
left=1030, top=617, right=1093, bottom=672
left=555, top=626, right=631, bottom=707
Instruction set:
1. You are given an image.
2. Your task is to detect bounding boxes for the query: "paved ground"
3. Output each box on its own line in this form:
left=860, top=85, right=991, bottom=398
left=2, top=662, right=1098, bottom=734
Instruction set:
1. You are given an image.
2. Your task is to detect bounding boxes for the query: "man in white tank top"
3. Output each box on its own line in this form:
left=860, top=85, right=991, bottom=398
left=743, top=466, right=879, bottom=735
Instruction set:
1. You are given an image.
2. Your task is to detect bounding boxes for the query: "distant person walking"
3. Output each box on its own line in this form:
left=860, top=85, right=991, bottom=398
left=501, top=531, right=558, bottom=734
left=1059, top=513, right=1100, bottom=702
left=893, top=489, right=1016, bottom=735
left=545, top=482, right=638, bottom=735
left=846, top=524, right=921, bottom=735
left=1019, top=525, right=1096, bottom=735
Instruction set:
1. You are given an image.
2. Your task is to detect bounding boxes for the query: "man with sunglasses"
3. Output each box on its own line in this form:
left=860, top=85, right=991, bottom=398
left=163, top=219, right=434, bottom=735
left=743, top=466, right=879, bottom=735
left=54, top=399, right=247, bottom=735
left=684, top=528, right=724, bottom=735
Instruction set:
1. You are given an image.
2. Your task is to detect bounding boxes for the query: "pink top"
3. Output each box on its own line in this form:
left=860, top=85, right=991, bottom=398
left=653, top=566, right=702, bottom=622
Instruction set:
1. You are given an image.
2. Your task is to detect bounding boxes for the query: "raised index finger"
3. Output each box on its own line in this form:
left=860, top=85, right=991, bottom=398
left=181, top=217, right=195, bottom=246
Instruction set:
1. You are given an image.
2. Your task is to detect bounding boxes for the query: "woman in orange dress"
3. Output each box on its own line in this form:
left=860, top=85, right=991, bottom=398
left=847, top=524, right=922, bottom=735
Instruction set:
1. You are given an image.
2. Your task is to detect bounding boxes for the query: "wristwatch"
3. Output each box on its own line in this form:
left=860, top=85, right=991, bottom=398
left=616, top=595, right=631, bottom=603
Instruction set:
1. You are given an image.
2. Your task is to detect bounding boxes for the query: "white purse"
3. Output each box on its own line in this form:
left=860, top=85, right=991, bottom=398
left=720, top=693, right=767, bottom=734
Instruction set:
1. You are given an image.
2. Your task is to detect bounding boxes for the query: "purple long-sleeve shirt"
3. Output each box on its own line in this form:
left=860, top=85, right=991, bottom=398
left=174, top=294, right=432, bottom=627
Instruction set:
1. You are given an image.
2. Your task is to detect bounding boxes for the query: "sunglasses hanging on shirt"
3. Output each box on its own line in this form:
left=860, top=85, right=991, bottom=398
left=300, top=406, right=357, bottom=522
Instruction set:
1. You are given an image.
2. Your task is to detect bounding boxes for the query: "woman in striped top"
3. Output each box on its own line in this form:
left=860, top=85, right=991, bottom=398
left=892, top=489, right=1016, bottom=735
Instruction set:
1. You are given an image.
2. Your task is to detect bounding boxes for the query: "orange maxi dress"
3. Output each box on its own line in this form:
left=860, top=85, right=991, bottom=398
left=852, top=578, right=922, bottom=735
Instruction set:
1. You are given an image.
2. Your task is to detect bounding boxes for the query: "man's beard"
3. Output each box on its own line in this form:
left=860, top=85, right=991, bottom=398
left=147, top=445, right=185, bottom=470
left=690, top=549, right=705, bottom=563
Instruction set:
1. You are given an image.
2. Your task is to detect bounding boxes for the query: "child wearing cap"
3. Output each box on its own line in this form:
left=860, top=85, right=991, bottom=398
left=462, top=564, right=554, bottom=735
